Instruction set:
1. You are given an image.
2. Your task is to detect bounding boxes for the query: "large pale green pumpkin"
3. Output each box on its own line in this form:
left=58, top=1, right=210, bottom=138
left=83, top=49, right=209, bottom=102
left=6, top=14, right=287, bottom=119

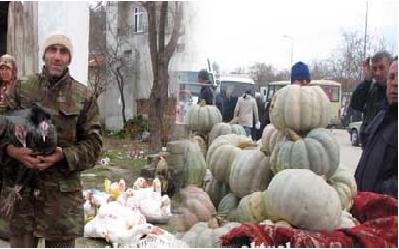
left=182, top=218, right=241, bottom=248
left=218, top=193, right=240, bottom=221
left=269, top=85, right=330, bottom=131
left=186, top=102, right=222, bottom=133
left=171, top=186, right=216, bottom=231
left=166, top=140, right=206, bottom=187
left=266, top=169, right=342, bottom=231
left=185, top=142, right=207, bottom=186
left=208, top=122, right=246, bottom=146
left=271, top=128, right=339, bottom=179
left=229, top=150, right=273, bottom=198
left=328, top=166, right=357, bottom=211
left=206, top=179, right=231, bottom=208
left=207, top=134, right=255, bottom=183
left=260, top=124, right=286, bottom=156
left=236, top=192, right=270, bottom=223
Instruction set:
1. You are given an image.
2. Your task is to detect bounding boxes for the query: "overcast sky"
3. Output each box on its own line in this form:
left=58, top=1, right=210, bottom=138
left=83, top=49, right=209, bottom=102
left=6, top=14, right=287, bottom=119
left=197, top=0, right=398, bottom=72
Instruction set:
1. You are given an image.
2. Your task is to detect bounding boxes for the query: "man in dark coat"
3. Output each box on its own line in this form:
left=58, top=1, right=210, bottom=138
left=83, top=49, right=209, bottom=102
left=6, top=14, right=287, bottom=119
left=350, top=51, right=392, bottom=144
left=355, top=57, right=397, bottom=198
left=198, top=69, right=213, bottom=105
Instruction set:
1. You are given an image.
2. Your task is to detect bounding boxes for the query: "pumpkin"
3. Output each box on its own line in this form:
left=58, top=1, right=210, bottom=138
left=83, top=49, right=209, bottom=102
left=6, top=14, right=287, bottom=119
left=260, top=124, right=286, bottom=156
left=186, top=101, right=222, bottom=133
left=269, top=85, right=330, bottom=131
left=208, top=122, right=246, bottom=146
left=229, top=150, right=273, bottom=198
left=328, top=166, right=357, bottom=211
left=218, top=193, right=240, bottom=221
left=271, top=128, right=339, bottom=179
left=166, top=140, right=206, bottom=187
left=207, top=134, right=255, bottom=183
left=182, top=217, right=241, bottom=248
left=171, top=186, right=216, bottom=231
left=261, top=219, right=292, bottom=229
left=236, top=192, right=270, bottom=223
left=206, top=179, right=231, bottom=208
left=265, top=169, right=342, bottom=231
left=338, top=210, right=360, bottom=229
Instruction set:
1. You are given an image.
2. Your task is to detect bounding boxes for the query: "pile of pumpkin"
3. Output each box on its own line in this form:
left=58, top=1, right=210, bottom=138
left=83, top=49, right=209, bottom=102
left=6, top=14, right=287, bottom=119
left=166, top=86, right=358, bottom=248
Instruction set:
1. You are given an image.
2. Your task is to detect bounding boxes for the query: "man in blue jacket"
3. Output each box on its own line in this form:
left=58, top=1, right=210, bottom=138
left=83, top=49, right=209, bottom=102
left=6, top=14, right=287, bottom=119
left=355, top=57, right=397, bottom=198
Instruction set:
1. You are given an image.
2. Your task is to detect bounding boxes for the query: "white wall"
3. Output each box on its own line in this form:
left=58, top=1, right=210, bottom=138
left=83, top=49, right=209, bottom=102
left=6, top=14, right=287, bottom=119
left=38, top=1, right=89, bottom=85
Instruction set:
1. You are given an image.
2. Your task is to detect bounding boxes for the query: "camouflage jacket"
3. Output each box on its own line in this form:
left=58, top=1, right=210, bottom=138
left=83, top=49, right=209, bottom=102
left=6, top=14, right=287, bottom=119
left=3, top=69, right=102, bottom=239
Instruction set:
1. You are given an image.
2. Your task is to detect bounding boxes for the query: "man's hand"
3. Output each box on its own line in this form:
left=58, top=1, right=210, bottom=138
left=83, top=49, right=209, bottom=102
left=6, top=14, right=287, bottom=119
left=363, top=57, right=372, bottom=81
left=35, top=147, right=65, bottom=171
left=255, top=121, right=261, bottom=130
left=6, top=144, right=41, bottom=169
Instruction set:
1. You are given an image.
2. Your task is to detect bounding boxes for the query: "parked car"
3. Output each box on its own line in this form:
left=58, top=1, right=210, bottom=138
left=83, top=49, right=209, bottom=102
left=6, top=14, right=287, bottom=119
left=347, top=121, right=362, bottom=146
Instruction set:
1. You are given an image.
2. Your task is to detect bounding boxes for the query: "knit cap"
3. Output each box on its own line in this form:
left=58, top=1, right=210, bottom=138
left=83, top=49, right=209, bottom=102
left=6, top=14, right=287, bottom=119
left=291, top=61, right=310, bottom=82
left=42, top=32, right=73, bottom=62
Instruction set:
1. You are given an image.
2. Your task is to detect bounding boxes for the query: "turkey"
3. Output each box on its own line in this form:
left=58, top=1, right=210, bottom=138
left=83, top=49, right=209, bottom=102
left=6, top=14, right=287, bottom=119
left=4, top=103, right=58, bottom=156
left=0, top=103, right=57, bottom=220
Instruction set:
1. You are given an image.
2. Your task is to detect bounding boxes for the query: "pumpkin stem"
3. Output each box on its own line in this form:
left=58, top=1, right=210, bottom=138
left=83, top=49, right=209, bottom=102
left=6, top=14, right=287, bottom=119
left=238, top=140, right=256, bottom=149
left=199, top=99, right=207, bottom=107
left=208, top=215, right=220, bottom=229
left=286, top=128, right=302, bottom=141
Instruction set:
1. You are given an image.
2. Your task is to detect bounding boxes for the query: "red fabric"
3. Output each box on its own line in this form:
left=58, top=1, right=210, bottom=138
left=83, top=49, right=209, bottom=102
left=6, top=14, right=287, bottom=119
left=350, top=192, right=398, bottom=223
left=220, top=192, right=398, bottom=248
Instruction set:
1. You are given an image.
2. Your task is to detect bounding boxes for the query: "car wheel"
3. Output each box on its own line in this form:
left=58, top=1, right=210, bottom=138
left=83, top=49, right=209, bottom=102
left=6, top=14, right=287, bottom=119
left=351, top=129, right=359, bottom=146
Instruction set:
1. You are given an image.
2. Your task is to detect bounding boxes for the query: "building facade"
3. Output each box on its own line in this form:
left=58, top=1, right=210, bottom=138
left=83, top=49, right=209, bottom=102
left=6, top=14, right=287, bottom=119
left=102, top=1, right=207, bottom=130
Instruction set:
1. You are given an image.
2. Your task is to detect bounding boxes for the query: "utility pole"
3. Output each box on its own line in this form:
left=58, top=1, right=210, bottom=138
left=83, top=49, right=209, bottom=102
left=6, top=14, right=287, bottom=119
left=283, top=35, right=294, bottom=71
left=362, top=0, right=369, bottom=79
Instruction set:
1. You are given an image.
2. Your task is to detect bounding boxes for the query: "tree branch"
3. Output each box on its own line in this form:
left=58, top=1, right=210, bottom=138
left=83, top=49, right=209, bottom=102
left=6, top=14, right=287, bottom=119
left=165, top=2, right=183, bottom=61
left=144, top=2, right=158, bottom=79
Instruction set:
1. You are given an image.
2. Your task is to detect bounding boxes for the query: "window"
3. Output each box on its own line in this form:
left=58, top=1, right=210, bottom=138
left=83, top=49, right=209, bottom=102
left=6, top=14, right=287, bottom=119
left=319, top=85, right=340, bottom=102
left=133, top=7, right=144, bottom=33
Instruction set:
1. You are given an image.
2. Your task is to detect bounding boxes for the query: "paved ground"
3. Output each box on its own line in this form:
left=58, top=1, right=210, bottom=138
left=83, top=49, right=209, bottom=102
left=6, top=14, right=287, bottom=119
left=329, top=128, right=362, bottom=174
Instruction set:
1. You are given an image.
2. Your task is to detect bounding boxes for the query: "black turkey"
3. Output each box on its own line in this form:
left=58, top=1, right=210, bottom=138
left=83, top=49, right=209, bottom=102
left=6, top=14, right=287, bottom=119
left=5, top=103, right=58, bottom=155
left=0, top=103, right=58, bottom=220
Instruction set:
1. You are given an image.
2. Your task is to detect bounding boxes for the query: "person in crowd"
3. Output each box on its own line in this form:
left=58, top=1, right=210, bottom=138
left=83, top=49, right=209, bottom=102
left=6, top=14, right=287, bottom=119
left=0, top=54, right=18, bottom=113
left=0, top=32, right=103, bottom=247
left=350, top=51, right=392, bottom=145
left=233, top=89, right=260, bottom=138
left=354, top=56, right=397, bottom=198
left=198, top=69, right=213, bottom=105
left=291, top=61, right=311, bottom=86
left=0, top=54, right=18, bottom=204
left=221, top=85, right=237, bottom=122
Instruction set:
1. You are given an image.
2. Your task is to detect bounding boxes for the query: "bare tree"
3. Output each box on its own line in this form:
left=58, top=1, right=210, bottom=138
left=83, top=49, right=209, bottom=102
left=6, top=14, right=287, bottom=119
left=104, top=2, right=136, bottom=128
left=88, top=3, right=108, bottom=99
left=143, top=1, right=183, bottom=152
left=249, top=62, right=290, bottom=86
left=249, top=63, right=276, bottom=86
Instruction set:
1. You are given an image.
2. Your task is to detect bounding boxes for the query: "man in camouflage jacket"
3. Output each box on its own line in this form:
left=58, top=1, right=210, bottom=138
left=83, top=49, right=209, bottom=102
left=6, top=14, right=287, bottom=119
left=1, top=32, right=102, bottom=247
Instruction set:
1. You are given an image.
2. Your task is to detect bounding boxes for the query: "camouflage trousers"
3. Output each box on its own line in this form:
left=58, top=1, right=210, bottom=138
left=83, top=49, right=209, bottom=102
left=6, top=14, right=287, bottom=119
left=9, top=234, right=75, bottom=248
left=9, top=182, right=84, bottom=240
